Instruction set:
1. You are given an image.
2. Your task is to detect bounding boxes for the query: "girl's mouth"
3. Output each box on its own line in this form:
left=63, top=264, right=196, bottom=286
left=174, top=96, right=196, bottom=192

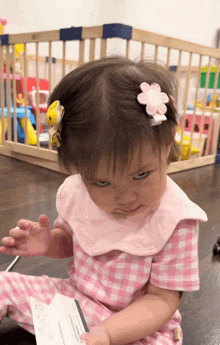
left=120, top=205, right=142, bottom=214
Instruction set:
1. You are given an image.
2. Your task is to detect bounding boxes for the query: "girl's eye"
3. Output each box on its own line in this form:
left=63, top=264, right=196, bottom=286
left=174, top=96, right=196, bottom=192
left=94, top=171, right=150, bottom=187
left=95, top=181, right=109, bottom=187
left=134, top=171, right=150, bottom=179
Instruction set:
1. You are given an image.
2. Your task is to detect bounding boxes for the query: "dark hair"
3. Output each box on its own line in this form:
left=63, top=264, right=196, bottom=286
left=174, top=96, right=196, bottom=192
left=48, top=56, right=179, bottom=179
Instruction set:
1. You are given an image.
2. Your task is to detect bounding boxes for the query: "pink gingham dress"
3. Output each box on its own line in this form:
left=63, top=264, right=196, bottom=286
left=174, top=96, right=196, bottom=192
left=0, top=175, right=208, bottom=345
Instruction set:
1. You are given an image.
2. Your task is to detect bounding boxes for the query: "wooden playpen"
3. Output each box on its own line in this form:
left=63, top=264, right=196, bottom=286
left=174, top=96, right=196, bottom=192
left=1, top=23, right=220, bottom=175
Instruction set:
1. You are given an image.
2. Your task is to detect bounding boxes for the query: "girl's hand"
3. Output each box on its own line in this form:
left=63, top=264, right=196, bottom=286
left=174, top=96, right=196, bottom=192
left=0, top=214, right=52, bottom=257
left=80, top=326, right=111, bottom=345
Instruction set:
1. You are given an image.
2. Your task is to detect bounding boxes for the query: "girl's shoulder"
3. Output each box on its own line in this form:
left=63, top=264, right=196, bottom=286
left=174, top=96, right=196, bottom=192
left=58, top=174, right=82, bottom=194
left=56, top=174, right=85, bottom=213
left=164, top=176, right=208, bottom=222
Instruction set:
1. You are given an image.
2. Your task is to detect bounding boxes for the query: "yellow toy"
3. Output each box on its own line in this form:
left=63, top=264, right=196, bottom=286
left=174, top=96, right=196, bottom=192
left=15, top=43, right=26, bottom=57
left=0, top=18, right=7, bottom=35
left=17, top=93, right=25, bottom=107
left=194, top=95, right=220, bottom=112
left=0, top=23, right=4, bottom=35
left=46, top=100, right=64, bottom=148
left=175, top=128, right=200, bottom=160
left=194, top=100, right=203, bottom=110
left=0, top=118, right=8, bottom=145
left=0, top=19, right=25, bottom=57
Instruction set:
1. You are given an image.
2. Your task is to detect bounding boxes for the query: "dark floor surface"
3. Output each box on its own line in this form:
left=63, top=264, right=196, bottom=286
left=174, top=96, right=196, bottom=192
left=0, top=155, right=220, bottom=344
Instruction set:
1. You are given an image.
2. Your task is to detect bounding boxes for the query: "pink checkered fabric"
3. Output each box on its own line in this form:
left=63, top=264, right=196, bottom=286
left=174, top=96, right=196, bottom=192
left=0, top=217, right=199, bottom=344
left=54, top=216, right=199, bottom=344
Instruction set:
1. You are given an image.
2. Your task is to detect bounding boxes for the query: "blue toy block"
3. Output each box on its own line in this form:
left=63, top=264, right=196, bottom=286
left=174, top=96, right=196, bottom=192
left=169, top=66, right=178, bottom=72
left=102, top=23, right=132, bottom=40
left=207, top=95, right=212, bottom=102
left=45, top=57, right=56, bottom=64
left=215, top=152, right=220, bottom=164
left=0, top=106, right=33, bottom=119
left=0, top=106, right=36, bottom=143
left=10, top=118, right=25, bottom=143
left=0, top=34, right=9, bottom=45
left=60, top=27, right=82, bottom=41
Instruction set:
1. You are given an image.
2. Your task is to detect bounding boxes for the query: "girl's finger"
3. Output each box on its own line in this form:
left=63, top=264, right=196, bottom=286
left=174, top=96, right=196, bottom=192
left=38, top=214, right=50, bottom=227
left=1, top=237, right=15, bottom=246
left=9, top=229, right=29, bottom=238
left=0, top=246, right=18, bottom=256
left=0, top=246, right=7, bottom=253
left=17, top=220, right=30, bottom=230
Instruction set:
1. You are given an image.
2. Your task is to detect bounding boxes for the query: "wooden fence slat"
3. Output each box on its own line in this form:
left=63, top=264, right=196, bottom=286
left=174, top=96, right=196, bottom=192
left=167, top=154, right=215, bottom=174
left=175, top=50, right=182, bottom=105
left=82, top=26, right=103, bottom=40
left=0, top=46, right=5, bottom=145
left=62, top=41, right=66, bottom=77
left=12, top=45, right=18, bottom=143
left=79, top=40, right=85, bottom=66
left=188, top=54, right=203, bottom=159
left=4, top=140, right=58, bottom=160
left=154, top=45, right=158, bottom=63
left=132, top=28, right=220, bottom=59
left=141, top=42, right=145, bottom=60
left=178, top=52, right=193, bottom=161
left=205, top=61, right=220, bottom=155
left=9, top=30, right=60, bottom=44
left=53, top=63, right=56, bottom=91
left=126, top=40, right=130, bottom=59
left=89, top=39, right=96, bottom=62
left=36, top=42, right=40, bottom=147
left=199, top=57, right=212, bottom=155
left=166, top=48, right=171, bottom=68
left=212, top=111, right=220, bottom=157
left=48, top=41, right=52, bottom=151
left=6, top=46, right=11, bottom=141
left=23, top=43, right=28, bottom=145
left=100, top=38, right=107, bottom=59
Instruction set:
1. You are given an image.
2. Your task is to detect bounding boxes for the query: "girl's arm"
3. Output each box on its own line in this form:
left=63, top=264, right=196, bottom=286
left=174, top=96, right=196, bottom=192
left=98, top=282, right=181, bottom=345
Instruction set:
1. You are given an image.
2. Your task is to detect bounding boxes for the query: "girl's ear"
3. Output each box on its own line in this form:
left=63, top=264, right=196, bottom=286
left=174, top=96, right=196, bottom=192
left=172, top=125, right=177, bottom=138
left=170, top=95, right=177, bottom=110
left=167, top=125, right=177, bottom=158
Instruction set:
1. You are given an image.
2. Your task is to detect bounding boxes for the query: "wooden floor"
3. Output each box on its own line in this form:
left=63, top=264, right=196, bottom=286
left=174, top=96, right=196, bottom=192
left=0, top=155, right=220, bottom=345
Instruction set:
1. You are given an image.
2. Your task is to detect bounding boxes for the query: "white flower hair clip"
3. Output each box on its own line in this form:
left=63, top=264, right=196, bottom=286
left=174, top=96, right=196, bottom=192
left=137, top=82, right=169, bottom=126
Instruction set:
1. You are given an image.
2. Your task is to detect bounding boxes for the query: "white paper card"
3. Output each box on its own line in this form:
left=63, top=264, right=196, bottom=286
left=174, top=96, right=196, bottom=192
left=30, top=294, right=89, bottom=345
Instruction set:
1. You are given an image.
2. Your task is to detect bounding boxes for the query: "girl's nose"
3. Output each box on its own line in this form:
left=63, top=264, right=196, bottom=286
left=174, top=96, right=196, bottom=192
left=115, top=188, right=138, bottom=204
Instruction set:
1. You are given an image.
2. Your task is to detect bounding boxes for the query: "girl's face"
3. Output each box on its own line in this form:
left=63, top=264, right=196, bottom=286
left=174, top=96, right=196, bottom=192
left=82, top=143, right=171, bottom=216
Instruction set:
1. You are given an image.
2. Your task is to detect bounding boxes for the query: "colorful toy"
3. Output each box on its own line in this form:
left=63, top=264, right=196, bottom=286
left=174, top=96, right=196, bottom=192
left=175, top=128, right=200, bottom=160
left=28, top=89, right=49, bottom=124
left=0, top=18, right=26, bottom=57
left=194, top=94, right=220, bottom=112
left=0, top=18, right=7, bottom=35
left=0, top=106, right=37, bottom=146
left=200, top=65, right=220, bottom=89
left=179, top=107, right=216, bottom=155
left=17, top=93, right=25, bottom=107
left=15, top=43, right=26, bottom=57
left=0, top=74, right=38, bottom=145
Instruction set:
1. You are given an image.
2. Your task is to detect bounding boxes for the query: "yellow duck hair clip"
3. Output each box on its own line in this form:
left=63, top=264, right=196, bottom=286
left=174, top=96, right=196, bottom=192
left=46, top=100, right=65, bottom=148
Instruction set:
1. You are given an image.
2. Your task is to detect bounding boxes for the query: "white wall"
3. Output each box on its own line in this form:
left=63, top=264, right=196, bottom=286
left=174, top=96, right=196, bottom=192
left=2, top=1, right=219, bottom=117
left=1, top=0, right=220, bottom=48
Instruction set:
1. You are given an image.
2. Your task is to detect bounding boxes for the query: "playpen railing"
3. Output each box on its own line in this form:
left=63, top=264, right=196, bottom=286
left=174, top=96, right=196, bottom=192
left=1, top=23, right=220, bottom=174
